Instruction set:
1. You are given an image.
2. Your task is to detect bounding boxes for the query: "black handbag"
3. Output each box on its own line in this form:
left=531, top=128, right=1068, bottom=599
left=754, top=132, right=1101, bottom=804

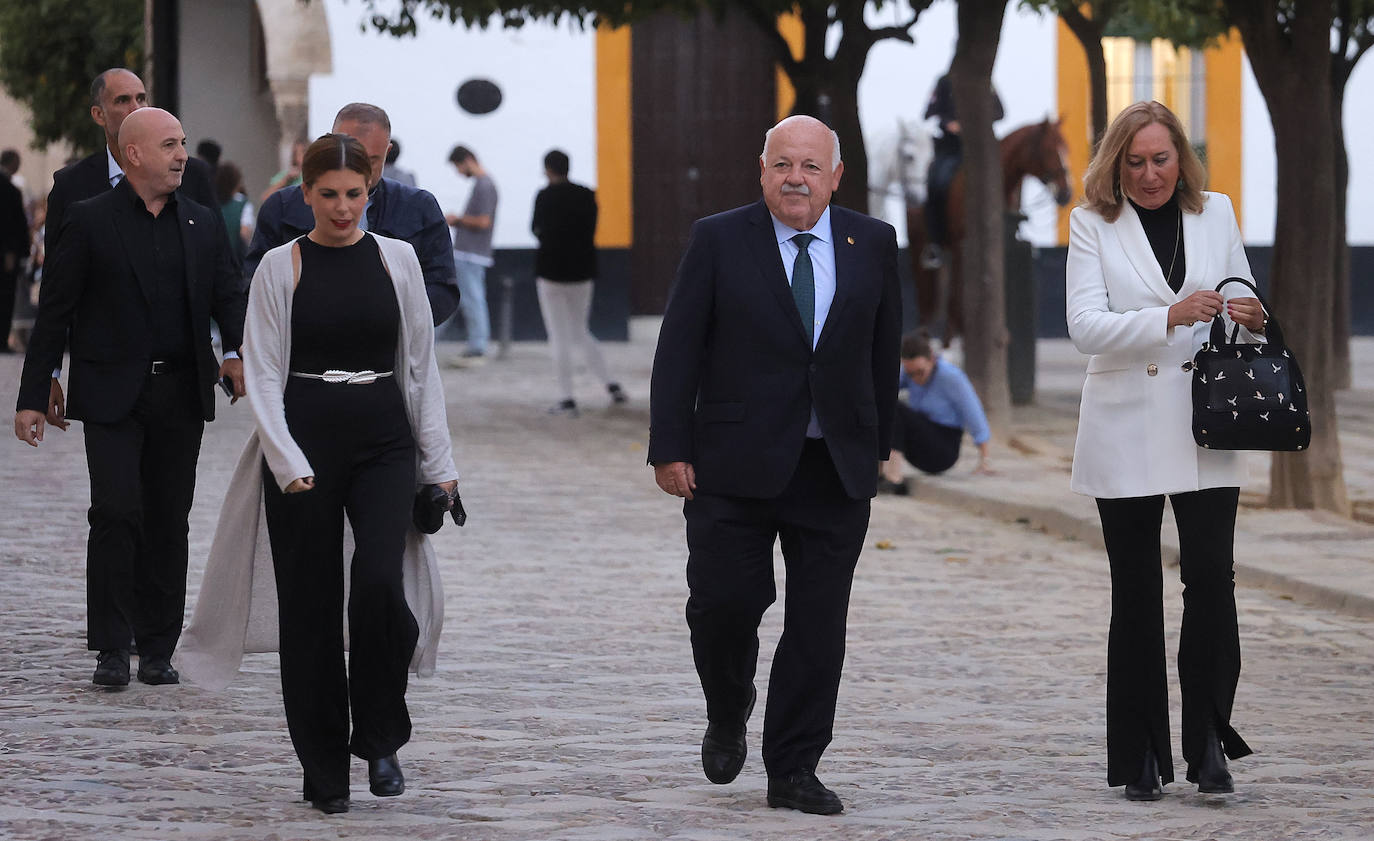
left=412, top=485, right=467, bottom=534
left=1191, top=277, right=1310, bottom=452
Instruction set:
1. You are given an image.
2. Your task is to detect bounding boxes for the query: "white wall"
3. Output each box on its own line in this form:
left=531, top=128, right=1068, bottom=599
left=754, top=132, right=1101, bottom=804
left=311, top=2, right=596, bottom=249
left=1239, top=50, right=1374, bottom=247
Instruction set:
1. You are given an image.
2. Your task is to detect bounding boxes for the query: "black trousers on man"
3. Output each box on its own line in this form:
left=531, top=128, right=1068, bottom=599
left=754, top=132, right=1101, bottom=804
left=684, top=438, right=870, bottom=778
left=1097, top=487, right=1254, bottom=788
left=82, top=368, right=204, bottom=658
left=261, top=378, right=418, bottom=803
left=890, top=404, right=963, bottom=475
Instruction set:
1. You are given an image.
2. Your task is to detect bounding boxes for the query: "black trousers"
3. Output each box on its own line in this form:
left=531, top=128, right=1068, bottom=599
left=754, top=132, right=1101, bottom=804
left=262, top=378, right=417, bottom=801
left=925, top=145, right=963, bottom=247
left=0, top=266, right=17, bottom=350
left=890, top=404, right=963, bottom=475
left=1097, top=487, right=1253, bottom=787
left=684, top=438, right=870, bottom=777
left=82, top=370, right=204, bottom=657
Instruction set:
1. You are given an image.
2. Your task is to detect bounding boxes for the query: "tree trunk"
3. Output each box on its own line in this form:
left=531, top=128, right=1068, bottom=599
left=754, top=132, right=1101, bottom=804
left=951, top=0, right=1011, bottom=439
left=1331, top=93, right=1352, bottom=390
left=786, top=45, right=870, bottom=211
left=1232, top=0, right=1350, bottom=514
left=1058, top=8, right=1109, bottom=146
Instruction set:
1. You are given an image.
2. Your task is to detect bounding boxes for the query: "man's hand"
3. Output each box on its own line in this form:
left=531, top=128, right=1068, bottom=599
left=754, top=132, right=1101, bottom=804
left=284, top=476, right=315, bottom=493
left=45, top=378, right=69, bottom=431
left=654, top=461, right=697, bottom=500
left=219, top=357, right=246, bottom=404
left=15, top=410, right=46, bottom=446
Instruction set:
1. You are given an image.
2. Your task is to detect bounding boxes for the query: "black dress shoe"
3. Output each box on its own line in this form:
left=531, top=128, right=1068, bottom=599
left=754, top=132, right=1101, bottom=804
left=767, top=768, right=844, bottom=815
left=92, top=649, right=130, bottom=686
left=368, top=753, right=405, bottom=797
left=1124, top=749, right=1163, bottom=801
left=136, top=656, right=180, bottom=685
left=310, top=796, right=349, bottom=814
left=1195, top=726, right=1234, bottom=794
left=701, top=686, right=756, bottom=784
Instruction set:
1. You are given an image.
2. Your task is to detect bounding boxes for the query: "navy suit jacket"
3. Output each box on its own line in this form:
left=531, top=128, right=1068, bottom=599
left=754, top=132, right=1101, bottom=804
left=18, top=180, right=247, bottom=424
left=649, top=200, right=902, bottom=500
left=246, top=177, right=459, bottom=325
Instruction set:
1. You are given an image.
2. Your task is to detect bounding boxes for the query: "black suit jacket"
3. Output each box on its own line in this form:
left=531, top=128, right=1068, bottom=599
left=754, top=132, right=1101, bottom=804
left=17, top=180, right=247, bottom=424
left=45, top=150, right=217, bottom=260
left=649, top=200, right=902, bottom=500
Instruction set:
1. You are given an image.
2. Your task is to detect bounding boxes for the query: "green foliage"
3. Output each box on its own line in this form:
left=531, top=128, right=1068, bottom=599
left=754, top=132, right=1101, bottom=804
left=0, top=0, right=144, bottom=154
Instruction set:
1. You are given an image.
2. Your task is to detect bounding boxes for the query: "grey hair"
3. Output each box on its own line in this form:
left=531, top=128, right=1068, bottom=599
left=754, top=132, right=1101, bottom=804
left=332, top=102, right=391, bottom=134
left=90, top=68, right=138, bottom=108
left=760, top=117, right=842, bottom=170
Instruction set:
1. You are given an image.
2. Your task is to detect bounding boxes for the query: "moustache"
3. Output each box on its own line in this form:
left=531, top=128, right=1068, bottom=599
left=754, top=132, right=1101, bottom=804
left=780, top=184, right=810, bottom=196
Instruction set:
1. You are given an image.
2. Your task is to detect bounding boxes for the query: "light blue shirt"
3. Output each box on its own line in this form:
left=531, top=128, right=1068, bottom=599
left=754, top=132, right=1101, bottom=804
left=771, top=205, right=836, bottom=438
left=898, top=358, right=991, bottom=445
left=106, top=147, right=123, bottom=187
left=771, top=205, right=836, bottom=351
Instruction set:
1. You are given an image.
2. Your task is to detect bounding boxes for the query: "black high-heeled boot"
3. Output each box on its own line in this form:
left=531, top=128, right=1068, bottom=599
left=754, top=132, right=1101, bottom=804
left=1195, top=723, right=1234, bottom=794
left=1124, top=749, right=1163, bottom=801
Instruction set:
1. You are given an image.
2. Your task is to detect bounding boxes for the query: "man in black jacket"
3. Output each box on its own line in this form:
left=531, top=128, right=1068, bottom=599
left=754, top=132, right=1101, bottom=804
left=39, top=68, right=219, bottom=424
left=649, top=115, right=901, bottom=815
left=14, top=108, right=247, bottom=688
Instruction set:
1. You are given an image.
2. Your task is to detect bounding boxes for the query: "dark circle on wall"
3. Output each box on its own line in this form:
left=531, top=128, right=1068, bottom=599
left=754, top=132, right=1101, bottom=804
left=456, top=79, right=503, bottom=115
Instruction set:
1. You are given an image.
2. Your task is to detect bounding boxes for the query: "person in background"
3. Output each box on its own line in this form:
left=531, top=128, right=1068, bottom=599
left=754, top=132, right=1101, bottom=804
left=196, top=138, right=222, bottom=173
left=921, top=71, right=1003, bottom=269
left=214, top=161, right=255, bottom=263
left=531, top=149, right=625, bottom=415
left=443, top=145, right=496, bottom=362
left=1066, top=100, right=1265, bottom=802
left=260, top=139, right=307, bottom=204
left=383, top=138, right=417, bottom=186
left=0, top=159, right=26, bottom=352
left=246, top=104, right=459, bottom=326
left=878, top=329, right=992, bottom=493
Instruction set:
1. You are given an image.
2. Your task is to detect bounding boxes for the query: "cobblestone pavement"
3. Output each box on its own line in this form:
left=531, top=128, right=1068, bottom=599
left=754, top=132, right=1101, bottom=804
left=1, top=330, right=1372, bottom=840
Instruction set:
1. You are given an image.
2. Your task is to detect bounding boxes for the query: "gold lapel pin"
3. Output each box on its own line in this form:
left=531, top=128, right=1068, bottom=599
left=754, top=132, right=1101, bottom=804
left=846, top=236, right=854, bottom=245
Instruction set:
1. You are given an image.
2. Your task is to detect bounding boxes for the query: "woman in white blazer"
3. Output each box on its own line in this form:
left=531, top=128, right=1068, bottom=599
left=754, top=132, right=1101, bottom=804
left=1066, top=102, right=1267, bottom=801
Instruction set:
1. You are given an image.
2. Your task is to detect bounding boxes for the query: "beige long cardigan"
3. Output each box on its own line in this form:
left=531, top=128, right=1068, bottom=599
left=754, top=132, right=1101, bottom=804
left=178, top=233, right=458, bottom=690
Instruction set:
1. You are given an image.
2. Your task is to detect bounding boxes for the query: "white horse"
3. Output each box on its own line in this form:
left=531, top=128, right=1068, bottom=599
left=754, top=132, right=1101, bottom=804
left=866, top=116, right=934, bottom=231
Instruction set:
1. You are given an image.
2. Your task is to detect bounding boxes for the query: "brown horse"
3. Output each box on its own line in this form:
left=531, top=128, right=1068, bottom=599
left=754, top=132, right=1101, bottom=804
left=907, top=118, right=1073, bottom=343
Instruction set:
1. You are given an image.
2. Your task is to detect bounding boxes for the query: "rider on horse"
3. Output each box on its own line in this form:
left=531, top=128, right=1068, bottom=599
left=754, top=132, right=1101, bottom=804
left=922, top=73, right=1004, bottom=269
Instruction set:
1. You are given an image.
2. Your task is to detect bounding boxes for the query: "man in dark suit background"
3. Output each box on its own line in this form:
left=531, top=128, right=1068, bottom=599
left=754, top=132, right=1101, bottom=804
left=0, top=165, right=25, bottom=352
left=39, top=68, right=219, bottom=427
left=649, top=115, right=902, bottom=814
left=246, top=102, right=460, bottom=326
left=14, top=108, right=247, bottom=687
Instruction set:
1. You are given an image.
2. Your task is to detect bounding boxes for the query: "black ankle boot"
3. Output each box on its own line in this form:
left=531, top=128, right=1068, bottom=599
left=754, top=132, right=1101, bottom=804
left=1196, top=724, right=1234, bottom=794
left=1124, top=749, right=1163, bottom=801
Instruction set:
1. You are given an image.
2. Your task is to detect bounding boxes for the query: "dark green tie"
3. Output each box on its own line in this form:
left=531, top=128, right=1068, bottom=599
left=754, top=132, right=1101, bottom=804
left=790, top=233, right=816, bottom=345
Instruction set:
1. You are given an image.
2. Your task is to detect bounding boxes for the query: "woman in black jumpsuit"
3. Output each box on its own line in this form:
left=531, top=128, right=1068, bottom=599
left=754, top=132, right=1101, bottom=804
left=254, top=134, right=456, bottom=814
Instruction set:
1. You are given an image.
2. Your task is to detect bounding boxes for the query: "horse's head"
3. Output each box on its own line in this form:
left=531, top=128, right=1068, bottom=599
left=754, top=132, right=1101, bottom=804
left=1029, top=118, right=1073, bottom=207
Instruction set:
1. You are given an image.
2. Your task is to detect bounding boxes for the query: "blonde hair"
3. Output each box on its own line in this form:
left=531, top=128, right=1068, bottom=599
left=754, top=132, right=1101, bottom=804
left=1082, top=101, right=1207, bottom=222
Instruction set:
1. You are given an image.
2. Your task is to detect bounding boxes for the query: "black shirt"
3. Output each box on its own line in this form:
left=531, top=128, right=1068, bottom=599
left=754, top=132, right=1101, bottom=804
left=1130, top=196, right=1186, bottom=293
left=116, top=178, right=194, bottom=359
left=532, top=181, right=598, bottom=282
left=291, top=234, right=398, bottom=374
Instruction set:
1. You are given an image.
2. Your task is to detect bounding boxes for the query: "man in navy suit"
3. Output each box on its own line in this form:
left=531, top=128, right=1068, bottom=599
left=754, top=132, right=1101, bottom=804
left=15, top=108, right=247, bottom=687
left=649, top=115, right=902, bottom=814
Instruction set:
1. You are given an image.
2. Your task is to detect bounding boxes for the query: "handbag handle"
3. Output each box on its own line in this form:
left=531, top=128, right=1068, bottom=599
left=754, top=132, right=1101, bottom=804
left=1210, top=276, right=1284, bottom=348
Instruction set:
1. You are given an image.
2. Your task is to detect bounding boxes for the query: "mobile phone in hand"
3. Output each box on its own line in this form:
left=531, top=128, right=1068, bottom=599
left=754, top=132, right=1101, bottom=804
left=219, top=374, right=234, bottom=398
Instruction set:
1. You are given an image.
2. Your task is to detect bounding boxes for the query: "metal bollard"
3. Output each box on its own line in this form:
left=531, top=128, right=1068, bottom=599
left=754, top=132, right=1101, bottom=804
left=497, top=274, right=515, bottom=360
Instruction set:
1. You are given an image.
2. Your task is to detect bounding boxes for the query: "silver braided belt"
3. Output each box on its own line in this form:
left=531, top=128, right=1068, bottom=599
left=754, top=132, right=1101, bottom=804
left=289, top=369, right=394, bottom=385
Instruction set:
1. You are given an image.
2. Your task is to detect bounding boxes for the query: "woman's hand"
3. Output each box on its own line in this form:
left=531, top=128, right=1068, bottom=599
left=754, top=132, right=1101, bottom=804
left=1225, top=296, right=1266, bottom=333
left=285, top=476, right=315, bottom=493
left=1168, top=290, right=1224, bottom=329
left=437, top=480, right=457, bottom=496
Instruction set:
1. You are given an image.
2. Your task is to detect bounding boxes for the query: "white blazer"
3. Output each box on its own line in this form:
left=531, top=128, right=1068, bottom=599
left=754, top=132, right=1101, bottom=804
left=1066, top=191, right=1257, bottom=498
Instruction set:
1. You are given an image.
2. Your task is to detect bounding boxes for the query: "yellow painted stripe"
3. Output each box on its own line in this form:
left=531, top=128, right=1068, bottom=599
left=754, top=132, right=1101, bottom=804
left=1205, top=29, right=1243, bottom=230
left=595, top=24, right=632, bottom=248
left=1056, top=18, right=1091, bottom=246
left=776, top=13, right=803, bottom=120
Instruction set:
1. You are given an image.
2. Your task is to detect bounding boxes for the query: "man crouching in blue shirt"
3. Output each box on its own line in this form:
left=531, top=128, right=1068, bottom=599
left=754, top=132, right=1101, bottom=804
left=879, top=329, right=992, bottom=493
